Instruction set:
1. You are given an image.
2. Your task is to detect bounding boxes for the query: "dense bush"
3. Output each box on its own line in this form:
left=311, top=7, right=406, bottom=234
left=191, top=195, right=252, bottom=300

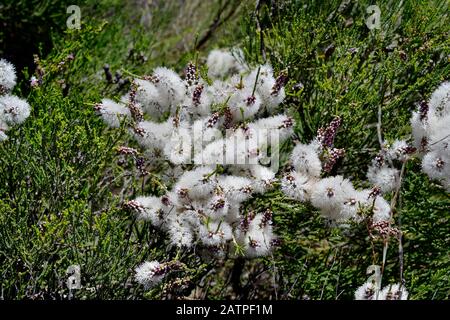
left=0, top=0, right=448, bottom=300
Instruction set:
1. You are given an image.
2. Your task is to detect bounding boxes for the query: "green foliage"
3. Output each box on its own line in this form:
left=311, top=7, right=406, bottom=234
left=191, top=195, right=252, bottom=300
left=235, top=0, right=450, bottom=300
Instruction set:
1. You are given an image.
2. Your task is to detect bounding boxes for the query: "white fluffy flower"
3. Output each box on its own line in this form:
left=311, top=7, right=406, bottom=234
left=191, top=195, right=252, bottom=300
left=97, top=49, right=294, bottom=261
left=174, top=166, right=217, bottom=201
left=378, top=283, right=408, bottom=300
left=152, top=67, right=186, bottom=112
left=218, top=175, right=254, bottom=205
left=249, top=114, right=294, bottom=143
left=186, top=81, right=213, bottom=118
left=428, top=81, right=450, bottom=118
left=409, top=82, right=450, bottom=189
left=410, top=110, right=428, bottom=151
left=421, top=150, right=449, bottom=184
left=0, top=59, right=17, bottom=93
left=248, top=164, right=276, bottom=180
left=310, top=176, right=354, bottom=219
left=135, top=261, right=165, bottom=289
left=133, top=79, right=166, bottom=120
left=354, top=280, right=379, bottom=300
left=0, top=94, right=30, bottom=126
left=205, top=195, right=229, bottom=218
left=164, top=127, right=193, bottom=165
left=133, top=118, right=173, bottom=151
left=291, top=143, right=322, bottom=177
left=227, top=89, right=262, bottom=122
left=0, top=128, right=8, bottom=141
left=427, top=113, right=450, bottom=150
left=281, top=172, right=316, bottom=202
left=236, top=213, right=274, bottom=258
left=97, top=98, right=130, bottom=128
left=194, top=137, right=226, bottom=165
left=206, top=49, right=245, bottom=79
left=132, top=196, right=166, bottom=227
left=192, top=117, right=223, bottom=153
left=167, top=215, right=194, bottom=248
left=372, top=196, right=391, bottom=222
left=387, top=139, right=410, bottom=162
left=367, top=164, right=399, bottom=193
left=245, top=65, right=286, bottom=113
left=208, top=79, right=233, bottom=105
left=199, top=221, right=232, bottom=247
left=338, top=190, right=370, bottom=222
left=355, top=281, right=408, bottom=300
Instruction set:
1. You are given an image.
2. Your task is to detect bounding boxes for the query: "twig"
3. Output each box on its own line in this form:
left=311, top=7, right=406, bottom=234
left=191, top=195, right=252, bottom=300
left=390, top=160, right=407, bottom=212
left=195, top=1, right=239, bottom=50
left=255, top=0, right=267, bottom=62
left=429, top=133, right=450, bottom=147
left=283, top=257, right=308, bottom=299
left=379, top=159, right=408, bottom=297
left=252, top=66, right=261, bottom=96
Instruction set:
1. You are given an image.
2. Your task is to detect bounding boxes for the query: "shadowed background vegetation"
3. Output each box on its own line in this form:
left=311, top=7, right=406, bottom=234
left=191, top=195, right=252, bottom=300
left=0, top=0, right=449, bottom=299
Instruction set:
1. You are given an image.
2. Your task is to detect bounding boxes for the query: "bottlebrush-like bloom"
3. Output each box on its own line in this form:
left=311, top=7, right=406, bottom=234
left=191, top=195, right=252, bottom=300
left=235, top=211, right=275, bottom=257
left=206, top=49, right=246, bottom=79
left=151, top=67, right=186, bottom=112
left=199, top=221, right=233, bottom=247
left=227, top=88, right=262, bottom=122
left=310, top=176, right=355, bottom=219
left=95, top=98, right=130, bottom=128
left=355, top=281, right=408, bottom=300
left=135, top=261, right=169, bottom=289
left=290, top=143, right=322, bottom=177
left=366, top=139, right=416, bottom=194
left=0, top=59, right=17, bottom=94
left=97, top=49, right=290, bottom=287
left=354, top=281, right=378, bottom=300
left=0, top=61, right=31, bottom=142
left=244, top=64, right=286, bottom=114
left=422, top=151, right=449, bottom=183
left=378, top=283, right=408, bottom=300
left=367, top=164, right=399, bottom=193
left=0, top=95, right=30, bottom=126
left=281, top=116, right=392, bottom=224
left=281, top=172, right=315, bottom=202
left=133, top=118, right=174, bottom=151
left=133, top=79, right=166, bottom=120
left=126, top=196, right=166, bottom=227
left=410, top=82, right=450, bottom=191
left=428, top=81, right=450, bottom=118
left=387, top=139, right=412, bottom=162
left=167, top=215, right=195, bottom=248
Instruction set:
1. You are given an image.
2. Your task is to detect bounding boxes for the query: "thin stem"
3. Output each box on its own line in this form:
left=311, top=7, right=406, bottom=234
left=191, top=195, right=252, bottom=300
left=252, top=66, right=261, bottom=97
left=255, top=0, right=267, bottom=62
left=120, top=68, right=142, bottom=79
left=377, top=103, right=383, bottom=147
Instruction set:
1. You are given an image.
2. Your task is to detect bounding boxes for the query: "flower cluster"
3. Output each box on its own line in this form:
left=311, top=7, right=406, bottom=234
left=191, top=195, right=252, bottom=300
left=0, top=59, right=31, bottom=141
left=410, top=82, right=450, bottom=191
left=355, top=281, right=408, bottom=300
left=281, top=117, right=391, bottom=224
left=366, top=139, right=415, bottom=193
left=135, top=260, right=183, bottom=289
left=98, top=49, right=292, bottom=282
